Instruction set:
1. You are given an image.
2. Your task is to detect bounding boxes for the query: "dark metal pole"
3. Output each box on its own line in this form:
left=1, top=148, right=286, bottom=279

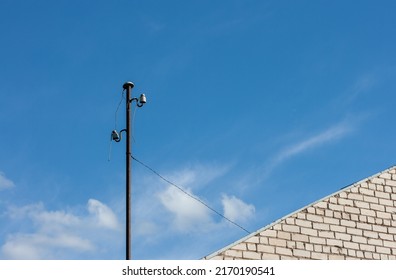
left=123, top=81, right=134, bottom=260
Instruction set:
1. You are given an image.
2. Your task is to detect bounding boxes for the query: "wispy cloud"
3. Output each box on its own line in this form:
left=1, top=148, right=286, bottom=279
left=1, top=199, right=121, bottom=259
left=0, top=172, right=15, bottom=190
left=263, top=120, right=355, bottom=177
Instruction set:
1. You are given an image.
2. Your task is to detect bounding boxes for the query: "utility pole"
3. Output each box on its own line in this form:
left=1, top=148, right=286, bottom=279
left=111, top=81, right=146, bottom=260
left=123, top=81, right=133, bottom=260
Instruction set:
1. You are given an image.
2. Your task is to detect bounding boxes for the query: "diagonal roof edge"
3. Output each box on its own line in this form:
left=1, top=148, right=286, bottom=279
left=203, top=164, right=396, bottom=259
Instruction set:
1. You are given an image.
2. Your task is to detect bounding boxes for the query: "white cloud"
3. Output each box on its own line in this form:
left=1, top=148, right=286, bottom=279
left=221, top=194, right=255, bottom=224
left=1, top=199, right=121, bottom=259
left=158, top=186, right=212, bottom=232
left=0, top=172, right=15, bottom=190
left=87, top=199, right=121, bottom=231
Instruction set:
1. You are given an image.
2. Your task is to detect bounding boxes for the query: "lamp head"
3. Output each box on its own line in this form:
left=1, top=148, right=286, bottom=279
left=139, top=94, right=147, bottom=105
left=111, top=130, right=120, bottom=141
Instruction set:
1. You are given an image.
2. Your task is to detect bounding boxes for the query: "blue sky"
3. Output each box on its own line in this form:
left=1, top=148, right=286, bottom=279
left=1, top=0, right=396, bottom=259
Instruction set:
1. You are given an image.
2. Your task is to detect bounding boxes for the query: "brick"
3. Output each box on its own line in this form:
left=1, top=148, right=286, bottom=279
left=344, top=242, right=359, bottom=250
left=379, top=198, right=394, bottom=206
left=368, top=238, right=383, bottom=246
left=314, top=201, right=328, bottom=208
left=327, top=238, right=343, bottom=247
left=376, top=247, right=391, bottom=254
left=368, top=183, right=377, bottom=190
left=291, top=234, right=309, bottom=242
left=354, top=201, right=370, bottom=209
left=328, top=203, right=344, bottom=211
left=232, top=244, right=246, bottom=250
left=335, top=232, right=352, bottom=241
left=309, top=237, right=326, bottom=245
left=359, top=215, right=367, bottom=222
left=305, top=244, right=314, bottom=251
left=273, top=224, right=282, bottom=230
left=333, top=211, right=342, bottom=219
left=359, top=188, right=375, bottom=196
left=261, top=253, right=280, bottom=260
left=363, top=196, right=379, bottom=203
left=242, top=251, right=261, bottom=259
left=331, top=246, right=346, bottom=254
left=280, top=255, right=298, bottom=260
left=376, top=211, right=391, bottom=219
left=257, top=245, right=275, bottom=254
left=300, top=227, right=318, bottom=237
left=260, top=230, right=277, bottom=237
left=259, top=237, right=269, bottom=244
left=340, top=220, right=356, bottom=227
left=383, top=240, right=396, bottom=248
left=225, top=250, right=242, bottom=258
left=364, top=252, right=373, bottom=259
left=275, top=247, right=293, bottom=256
left=329, top=197, right=338, bottom=204
left=359, top=244, right=375, bottom=252
left=323, top=217, right=339, bottom=225
left=277, top=231, right=291, bottom=240
left=282, top=224, right=300, bottom=233
left=210, top=256, right=224, bottom=260
left=346, top=228, right=362, bottom=236
left=306, top=214, right=323, bottom=223
left=375, top=191, right=390, bottom=199
left=324, top=209, right=334, bottom=217
left=385, top=179, right=396, bottom=187
left=295, top=219, right=312, bottom=228
left=352, top=236, right=367, bottom=244
left=384, top=186, right=392, bottom=193
left=379, top=173, right=392, bottom=179
left=350, top=214, right=360, bottom=221
left=370, top=203, right=385, bottom=211
left=344, top=206, right=360, bottom=214
left=307, top=207, right=316, bottom=214
left=319, top=231, right=335, bottom=238
left=268, top=238, right=286, bottom=247
left=363, top=231, right=379, bottom=238
left=329, top=254, right=345, bottom=260
left=372, top=225, right=387, bottom=233
left=313, top=223, right=330, bottom=231
left=338, top=198, right=354, bottom=206
left=378, top=233, right=393, bottom=241
left=339, top=192, right=347, bottom=198
left=245, top=236, right=260, bottom=243
left=296, top=242, right=306, bottom=249
left=330, top=225, right=346, bottom=233
left=297, top=213, right=306, bottom=219
left=311, top=252, right=328, bottom=259
left=348, top=193, right=364, bottom=201
left=293, top=249, right=311, bottom=258
left=285, top=217, right=295, bottom=225
left=247, top=243, right=256, bottom=251
left=360, top=208, right=376, bottom=217
left=371, top=178, right=385, bottom=185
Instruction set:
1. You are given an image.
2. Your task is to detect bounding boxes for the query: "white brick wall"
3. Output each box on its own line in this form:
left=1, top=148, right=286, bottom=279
left=205, top=166, right=396, bottom=260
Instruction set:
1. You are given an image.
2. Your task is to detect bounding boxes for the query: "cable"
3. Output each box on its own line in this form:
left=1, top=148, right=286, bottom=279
left=131, top=155, right=251, bottom=234
left=114, top=89, right=125, bottom=130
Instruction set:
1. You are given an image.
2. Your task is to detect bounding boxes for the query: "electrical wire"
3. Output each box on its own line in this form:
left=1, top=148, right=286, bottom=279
left=114, top=89, right=125, bottom=130
left=131, top=155, right=251, bottom=234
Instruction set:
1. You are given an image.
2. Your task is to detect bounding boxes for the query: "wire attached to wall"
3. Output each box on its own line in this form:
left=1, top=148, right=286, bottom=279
left=131, top=155, right=251, bottom=234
